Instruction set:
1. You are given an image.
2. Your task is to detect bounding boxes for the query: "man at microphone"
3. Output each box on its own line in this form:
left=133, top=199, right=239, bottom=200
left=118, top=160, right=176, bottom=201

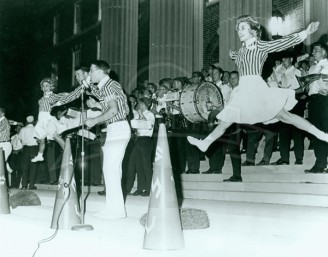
left=54, top=61, right=130, bottom=219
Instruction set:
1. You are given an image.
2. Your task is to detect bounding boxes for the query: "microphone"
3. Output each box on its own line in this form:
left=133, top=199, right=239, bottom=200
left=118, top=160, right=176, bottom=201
left=81, top=79, right=90, bottom=89
left=81, top=75, right=91, bottom=89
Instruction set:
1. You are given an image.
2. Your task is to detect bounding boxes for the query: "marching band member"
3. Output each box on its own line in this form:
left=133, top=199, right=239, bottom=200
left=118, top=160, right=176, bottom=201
left=127, top=97, right=155, bottom=196
left=272, top=51, right=305, bottom=166
left=167, top=77, right=188, bottom=174
left=187, top=16, right=328, bottom=152
left=305, top=43, right=328, bottom=173
left=267, top=59, right=285, bottom=88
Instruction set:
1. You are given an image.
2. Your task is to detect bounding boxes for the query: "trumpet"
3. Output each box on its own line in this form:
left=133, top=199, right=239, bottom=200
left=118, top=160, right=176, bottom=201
left=296, top=74, right=328, bottom=91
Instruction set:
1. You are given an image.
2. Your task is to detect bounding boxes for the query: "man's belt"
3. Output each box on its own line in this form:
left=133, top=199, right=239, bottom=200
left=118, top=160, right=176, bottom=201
left=107, top=118, right=127, bottom=125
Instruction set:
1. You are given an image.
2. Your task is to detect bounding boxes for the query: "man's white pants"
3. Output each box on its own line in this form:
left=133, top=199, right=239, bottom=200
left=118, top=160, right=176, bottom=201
left=101, top=120, right=130, bottom=218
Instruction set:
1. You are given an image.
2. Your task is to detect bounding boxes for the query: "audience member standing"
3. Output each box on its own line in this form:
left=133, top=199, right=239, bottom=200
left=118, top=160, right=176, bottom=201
left=19, top=116, right=38, bottom=190
left=9, top=125, right=23, bottom=188
left=0, top=107, right=13, bottom=181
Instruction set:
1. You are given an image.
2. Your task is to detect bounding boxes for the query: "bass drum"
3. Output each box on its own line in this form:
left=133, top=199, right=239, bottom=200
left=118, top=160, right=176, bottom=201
left=180, top=82, right=224, bottom=123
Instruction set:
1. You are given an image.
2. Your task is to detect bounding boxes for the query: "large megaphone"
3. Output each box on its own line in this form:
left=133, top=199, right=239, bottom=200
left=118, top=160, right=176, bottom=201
left=296, top=74, right=328, bottom=91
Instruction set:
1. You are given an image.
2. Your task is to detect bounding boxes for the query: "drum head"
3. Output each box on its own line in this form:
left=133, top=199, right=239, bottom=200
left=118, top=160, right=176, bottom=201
left=195, top=82, right=224, bottom=121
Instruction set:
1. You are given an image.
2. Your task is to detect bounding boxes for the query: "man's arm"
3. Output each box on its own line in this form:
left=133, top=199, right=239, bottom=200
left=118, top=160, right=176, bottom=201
left=85, top=99, right=118, bottom=128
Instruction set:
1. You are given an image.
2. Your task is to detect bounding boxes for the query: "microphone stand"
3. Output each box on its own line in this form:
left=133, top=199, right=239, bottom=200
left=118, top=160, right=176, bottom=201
left=72, top=82, right=94, bottom=231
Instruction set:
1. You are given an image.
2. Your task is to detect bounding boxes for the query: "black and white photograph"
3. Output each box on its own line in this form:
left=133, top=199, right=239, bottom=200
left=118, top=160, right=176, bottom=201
left=0, top=0, right=328, bottom=256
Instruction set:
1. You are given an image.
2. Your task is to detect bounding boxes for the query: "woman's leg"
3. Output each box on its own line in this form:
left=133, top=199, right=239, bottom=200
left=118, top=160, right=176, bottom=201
left=187, top=120, right=233, bottom=152
left=53, top=133, right=65, bottom=149
left=276, top=109, right=328, bottom=142
left=31, top=138, right=46, bottom=162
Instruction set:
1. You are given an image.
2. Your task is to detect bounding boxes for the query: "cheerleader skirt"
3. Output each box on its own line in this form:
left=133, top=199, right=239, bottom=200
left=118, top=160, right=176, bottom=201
left=217, top=75, right=297, bottom=124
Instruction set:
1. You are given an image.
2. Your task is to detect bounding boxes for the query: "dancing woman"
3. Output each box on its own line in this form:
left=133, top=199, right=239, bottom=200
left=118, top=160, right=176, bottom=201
left=188, top=15, right=325, bottom=152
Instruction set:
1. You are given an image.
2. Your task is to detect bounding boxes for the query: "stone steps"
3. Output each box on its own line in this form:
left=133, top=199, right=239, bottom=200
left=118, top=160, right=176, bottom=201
left=34, top=149, right=328, bottom=208
left=182, top=190, right=328, bottom=207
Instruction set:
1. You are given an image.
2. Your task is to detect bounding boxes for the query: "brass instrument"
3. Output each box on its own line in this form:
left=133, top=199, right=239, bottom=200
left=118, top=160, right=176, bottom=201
left=296, top=74, right=328, bottom=91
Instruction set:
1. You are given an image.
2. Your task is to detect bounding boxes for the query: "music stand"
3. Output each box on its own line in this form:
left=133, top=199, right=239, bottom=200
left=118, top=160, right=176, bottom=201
left=72, top=82, right=94, bottom=231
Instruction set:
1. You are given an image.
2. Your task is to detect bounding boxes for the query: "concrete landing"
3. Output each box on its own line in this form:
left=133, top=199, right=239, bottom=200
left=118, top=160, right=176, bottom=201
left=1, top=190, right=328, bottom=257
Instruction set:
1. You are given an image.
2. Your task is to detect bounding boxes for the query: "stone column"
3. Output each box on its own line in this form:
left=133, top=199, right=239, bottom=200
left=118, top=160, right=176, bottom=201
left=304, top=0, right=328, bottom=51
left=219, top=0, right=272, bottom=71
left=101, top=0, right=138, bottom=93
left=148, top=0, right=203, bottom=84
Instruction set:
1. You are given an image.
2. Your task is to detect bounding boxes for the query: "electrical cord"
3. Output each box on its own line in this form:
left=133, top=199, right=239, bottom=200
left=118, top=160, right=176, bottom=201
left=32, top=108, right=85, bottom=257
left=32, top=179, right=73, bottom=257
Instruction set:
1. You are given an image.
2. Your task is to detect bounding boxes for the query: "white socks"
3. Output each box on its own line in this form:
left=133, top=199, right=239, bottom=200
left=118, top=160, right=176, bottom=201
left=308, top=125, right=328, bottom=142
left=31, top=153, right=44, bottom=162
left=187, top=134, right=215, bottom=152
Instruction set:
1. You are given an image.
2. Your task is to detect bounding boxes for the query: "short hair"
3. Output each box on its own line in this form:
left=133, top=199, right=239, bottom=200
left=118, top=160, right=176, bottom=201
left=230, top=70, right=239, bottom=77
left=313, top=42, right=328, bottom=57
left=40, top=77, right=55, bottom=90
left=138, top=97, right=151, bottom=109
left=212, top=66, right=224, bottom=75
left=192, top=71, right=205, bottom=81
left=173, top=77, right=189, bottom=86
left=91, top=60, right=111, bottom=75
left=143, top=89, right=152, bottom=97
left=75, top=66, right=89, bottom=73
left=236, top=15, right=262, bottom=38
left=159, top=78, right=173, bottom=87
left=147, top=82, right=157, bottom=91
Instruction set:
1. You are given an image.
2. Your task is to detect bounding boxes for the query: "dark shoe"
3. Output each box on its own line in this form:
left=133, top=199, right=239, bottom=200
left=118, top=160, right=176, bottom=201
left=188, top=170, right=200, bottom=174
left=212, top=169, right=222, bottom=174
left=97, top=190, right=106, bottom=196
left=242, top=160, right=255, bottom=166
left=271, top=159, right=289, bottom=165
left=256, top=160, right=269, bottom=166
left=305, top=167, right=325, bottom=173
left=223, top=176, right=243, bottom=182
left=28, top=186, right=37, bottom=190
left=140, top=190, right=150, bottom=197
left=132, top=190, right=142, bottom=196
left=202, top=169, right=213, bottom=174
left=295, top=160, right=303, bottom=165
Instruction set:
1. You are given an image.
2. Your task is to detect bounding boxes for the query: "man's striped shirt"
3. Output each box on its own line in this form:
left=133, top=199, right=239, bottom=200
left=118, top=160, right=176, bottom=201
left=0, top=116, right=10, bottom=141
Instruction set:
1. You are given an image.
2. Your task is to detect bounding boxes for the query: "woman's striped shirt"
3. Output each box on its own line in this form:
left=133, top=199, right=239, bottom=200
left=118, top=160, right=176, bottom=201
left=38, top=92, right=64, bottom=112
left=233, top=31, right=307, bottom=77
